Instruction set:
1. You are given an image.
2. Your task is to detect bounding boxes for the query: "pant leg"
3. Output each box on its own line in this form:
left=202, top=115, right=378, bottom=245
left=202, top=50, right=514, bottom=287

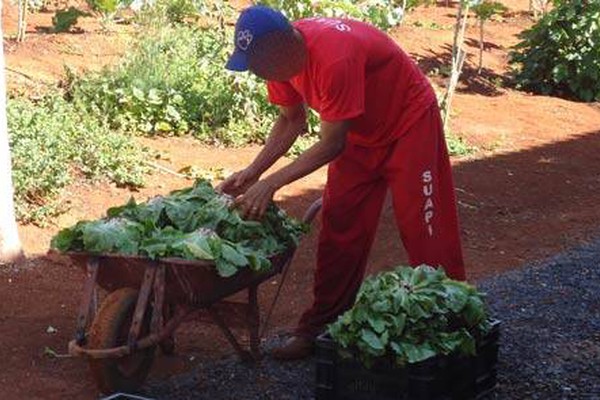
left=296, top=143, right=388, bottom=338
left=384, top=104, right=466, bottom=280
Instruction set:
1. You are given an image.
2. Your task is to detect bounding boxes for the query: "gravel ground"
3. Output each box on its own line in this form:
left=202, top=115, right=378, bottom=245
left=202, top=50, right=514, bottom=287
left=142, top=239, right=600, bottom=400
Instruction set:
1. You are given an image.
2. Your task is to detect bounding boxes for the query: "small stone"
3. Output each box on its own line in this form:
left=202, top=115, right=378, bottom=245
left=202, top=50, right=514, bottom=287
left=46, top=326, right=58, bottom=334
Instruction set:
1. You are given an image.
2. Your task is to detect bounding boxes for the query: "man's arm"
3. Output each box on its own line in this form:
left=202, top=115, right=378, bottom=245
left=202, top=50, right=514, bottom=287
left=264, top=120, right=348, bottom=188
left=234, top=119, right=350, bottom=219
left=218, top=104, right=306, bottom=196
left=248, top=104, right=307, bottom=177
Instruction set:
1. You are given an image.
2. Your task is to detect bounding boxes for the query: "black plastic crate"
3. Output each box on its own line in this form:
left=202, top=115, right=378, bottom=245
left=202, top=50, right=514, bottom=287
left=315, top=319, right=500, bottom=400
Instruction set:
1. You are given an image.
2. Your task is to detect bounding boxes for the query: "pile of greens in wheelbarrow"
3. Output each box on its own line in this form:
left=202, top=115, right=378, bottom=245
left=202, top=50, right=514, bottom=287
left=328, top=265, right=492, bottom=367
left=51, top=179, right=307, bottom=277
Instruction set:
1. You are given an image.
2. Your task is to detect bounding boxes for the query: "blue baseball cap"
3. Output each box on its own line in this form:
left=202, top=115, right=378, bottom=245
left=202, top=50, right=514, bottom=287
left=226, top=5, right=292, bottom=72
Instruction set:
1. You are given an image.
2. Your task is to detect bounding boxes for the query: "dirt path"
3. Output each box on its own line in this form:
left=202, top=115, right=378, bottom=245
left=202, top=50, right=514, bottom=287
left=1, top=1, right=600, bottom=399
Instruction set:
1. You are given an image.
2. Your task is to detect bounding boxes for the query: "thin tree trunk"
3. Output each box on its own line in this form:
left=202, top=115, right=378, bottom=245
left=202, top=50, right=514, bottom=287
left=0, top=1, right=24, bottom=264
left=17, top=0, right=28, bottom=42
left=442, top=1, right=470, bottom=131
left=478, top=18, right=484, bottom=74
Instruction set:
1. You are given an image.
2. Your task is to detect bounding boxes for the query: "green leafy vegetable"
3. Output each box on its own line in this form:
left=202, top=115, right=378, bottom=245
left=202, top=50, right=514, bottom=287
left=51, top=179, right=306, bottom=277
left=328, top=265, right=490, bottom=367
left=80, top=218, right=143, bottom=255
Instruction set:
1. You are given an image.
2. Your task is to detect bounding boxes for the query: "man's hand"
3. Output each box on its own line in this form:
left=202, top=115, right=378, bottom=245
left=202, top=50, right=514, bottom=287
left=234, top=180, right=277, bottom=220
left=217, top=105, right=306, bottom=198
left=216, top=169, right=258, bottom=197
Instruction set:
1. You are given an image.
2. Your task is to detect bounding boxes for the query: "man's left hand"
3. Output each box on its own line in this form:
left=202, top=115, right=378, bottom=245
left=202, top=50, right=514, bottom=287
left=234, top=180, right=277, bottom=220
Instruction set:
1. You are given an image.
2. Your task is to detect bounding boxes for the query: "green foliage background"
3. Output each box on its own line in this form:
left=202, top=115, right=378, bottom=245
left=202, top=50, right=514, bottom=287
left=9, top=0, right=473, bottom=225
left=7, top=96, right=148, bottom=223
left=511, top=0, right=600, bottom=102
left=69, top=24, right=275, bottom=146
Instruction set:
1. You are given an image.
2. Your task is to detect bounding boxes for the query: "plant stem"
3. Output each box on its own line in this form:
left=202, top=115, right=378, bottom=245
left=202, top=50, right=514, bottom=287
left=478, top=18, right=484, bottom=74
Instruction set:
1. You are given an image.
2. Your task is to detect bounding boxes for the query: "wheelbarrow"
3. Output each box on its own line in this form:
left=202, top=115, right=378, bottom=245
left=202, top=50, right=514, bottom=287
left=50, top=199, right=322, bottom=394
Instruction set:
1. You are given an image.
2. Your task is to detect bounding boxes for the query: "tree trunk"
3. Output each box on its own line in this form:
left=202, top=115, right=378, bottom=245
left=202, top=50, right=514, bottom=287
left=0, top=1, right=24, bottom=264
left=17, top=0, right=28, bottom=42
left=478, top=18, right=484, bottom=74
left=442, top=1, right=470, bottom=131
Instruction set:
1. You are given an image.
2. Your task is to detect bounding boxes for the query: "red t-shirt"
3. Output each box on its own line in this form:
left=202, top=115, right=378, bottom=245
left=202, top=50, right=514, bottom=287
left=267, top=18, right=437, bottom=147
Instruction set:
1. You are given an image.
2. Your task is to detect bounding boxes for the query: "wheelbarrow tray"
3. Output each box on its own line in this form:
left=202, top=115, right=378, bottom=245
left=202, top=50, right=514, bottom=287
left=54, top=249, right=294, bottom=306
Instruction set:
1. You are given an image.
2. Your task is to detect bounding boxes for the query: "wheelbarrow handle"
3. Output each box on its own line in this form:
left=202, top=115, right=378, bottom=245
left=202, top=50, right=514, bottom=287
left=302, top=197, right=323, bottom=224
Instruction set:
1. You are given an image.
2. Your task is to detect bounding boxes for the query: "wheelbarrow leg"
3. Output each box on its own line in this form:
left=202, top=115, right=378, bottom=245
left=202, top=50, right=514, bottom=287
left=152, top=264, right=175, bottom=355
left=128, top=263, right=157, bottom=350
left=248, top=284, right=260, bottom=358
left=151, top=263, right=166, bottom=334
left=207, top=307, right=253, bottom=362
left=75, top=257, right=99, bottom=345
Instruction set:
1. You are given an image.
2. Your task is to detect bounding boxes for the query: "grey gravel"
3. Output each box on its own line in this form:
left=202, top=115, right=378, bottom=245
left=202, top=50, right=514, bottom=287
left=143, top=239, right=600, bottom=400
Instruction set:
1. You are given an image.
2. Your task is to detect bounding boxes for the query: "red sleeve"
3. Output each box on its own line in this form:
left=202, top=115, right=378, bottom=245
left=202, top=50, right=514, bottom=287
left=267, top=81, right=303, bottom=107
left=317, top=58, right=365, bottom=122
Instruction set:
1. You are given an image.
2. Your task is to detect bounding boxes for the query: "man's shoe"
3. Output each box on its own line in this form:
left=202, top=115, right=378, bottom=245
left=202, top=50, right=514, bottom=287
left=270, top=336, right=314, bottom=361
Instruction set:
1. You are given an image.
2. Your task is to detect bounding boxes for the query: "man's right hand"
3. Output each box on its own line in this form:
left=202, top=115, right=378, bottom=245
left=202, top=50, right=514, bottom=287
left=216, top=169, right=259, bottom=197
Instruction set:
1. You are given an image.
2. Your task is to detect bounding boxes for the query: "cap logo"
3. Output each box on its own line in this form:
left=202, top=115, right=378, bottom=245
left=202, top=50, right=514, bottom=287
left=237, top=29, right=254, bottom=51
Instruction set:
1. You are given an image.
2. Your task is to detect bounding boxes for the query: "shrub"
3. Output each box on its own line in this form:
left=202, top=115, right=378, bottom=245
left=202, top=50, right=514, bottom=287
left=66, top=0, right=471, bottom=154
left=86, top=0, right=131, bottom=16
left=510, top=0, right=600, bottom=102
left=259, top=0, right=407, bottom=30
left=52, top=7, right=89, bottom=33
left=68, top=24, right=277, bottom=146
left=7, top=96, right=147, bottom=224
left=135, top=0, right=202, bottom=25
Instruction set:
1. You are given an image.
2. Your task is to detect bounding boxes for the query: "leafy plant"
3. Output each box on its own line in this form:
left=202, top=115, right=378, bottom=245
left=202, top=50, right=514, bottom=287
left=86, top=0, right=132, bottom=21
left=51, top=180, right=307, bottom=277
left=511, top=0, right=600, bottom=102
left=162, top=0, right=198, bottom=23
left=68, top=23, right=277, bottom=145
left=329, top=266, right=490, bottom=367
left=137, top=0, right=201, bottom=25
left=52, top=7, right=89, bottom=33
left=259, top=0, right=421, bottom=30
left=87, top=0, right=123, bottom=14
left=135, top=0, right=235, bottom=27
left=7, top=95, right=148, bottom=224
left=446, top=132, right=475, bottom=156
left=472, top=1, right=508, bottom=74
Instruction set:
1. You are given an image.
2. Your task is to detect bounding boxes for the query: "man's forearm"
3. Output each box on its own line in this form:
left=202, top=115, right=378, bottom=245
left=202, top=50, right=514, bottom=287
left=263, top=121, right=348, bottom=189
left=247, top=110, right=306, bottom=177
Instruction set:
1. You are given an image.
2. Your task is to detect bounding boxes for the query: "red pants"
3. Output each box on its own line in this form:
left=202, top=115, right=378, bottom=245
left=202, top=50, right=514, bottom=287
left=296, top=104, right=466, bottom=338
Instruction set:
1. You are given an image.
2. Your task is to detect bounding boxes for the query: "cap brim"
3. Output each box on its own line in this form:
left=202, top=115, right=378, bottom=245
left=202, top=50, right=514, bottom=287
left=225, top=50, right=249, bottom=72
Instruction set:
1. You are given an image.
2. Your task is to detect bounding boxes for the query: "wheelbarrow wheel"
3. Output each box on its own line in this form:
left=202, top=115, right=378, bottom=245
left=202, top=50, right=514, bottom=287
left=88, top=287, right=155, bottom=394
